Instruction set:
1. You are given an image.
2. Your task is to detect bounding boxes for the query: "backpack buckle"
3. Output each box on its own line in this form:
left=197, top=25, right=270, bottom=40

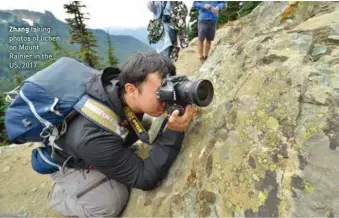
left=40, top=125, right=54, bottom=138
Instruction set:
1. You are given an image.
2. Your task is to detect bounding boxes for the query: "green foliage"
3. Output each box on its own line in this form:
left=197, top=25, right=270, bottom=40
left=217, top=1, right=261, bottom=27
left=12, top=70, right=22, bottom=87
left=238, top=2, right=261, bottom=17
left=40, top=38, right=77, bottom=68
left=64, top=1, right=100, bottom=68
left=188, top=6, right=199, bottom=41
left=106, top=31, right=119, bottom=67
left=0, top=92, right=9, bottom=145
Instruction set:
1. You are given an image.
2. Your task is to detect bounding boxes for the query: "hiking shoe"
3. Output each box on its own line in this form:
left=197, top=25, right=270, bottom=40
left=199, top=56, right=205, bottom=64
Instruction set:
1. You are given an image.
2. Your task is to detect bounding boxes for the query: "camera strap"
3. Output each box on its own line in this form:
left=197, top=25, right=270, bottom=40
left=123, top=105, right=168, bottom=145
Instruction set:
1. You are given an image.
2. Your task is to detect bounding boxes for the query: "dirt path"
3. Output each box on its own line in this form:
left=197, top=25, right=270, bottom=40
left=0, top=143, right=61, bottom=217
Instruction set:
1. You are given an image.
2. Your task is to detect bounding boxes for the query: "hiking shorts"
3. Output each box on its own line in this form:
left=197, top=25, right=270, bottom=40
left=198, top=20, right=217, bottom=41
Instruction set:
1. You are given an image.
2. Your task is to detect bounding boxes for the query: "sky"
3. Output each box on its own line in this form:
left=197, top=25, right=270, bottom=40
left=0, top=0, right=194, bottom=29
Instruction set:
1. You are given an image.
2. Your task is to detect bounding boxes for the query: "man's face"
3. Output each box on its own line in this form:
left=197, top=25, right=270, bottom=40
left=126, top=72, right=166, bottom=117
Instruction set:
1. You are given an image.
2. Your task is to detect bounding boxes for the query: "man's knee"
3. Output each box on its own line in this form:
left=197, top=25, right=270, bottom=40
left=48, top=177, right=130, bottom=217
left=87, top=180, right=130, bottom=217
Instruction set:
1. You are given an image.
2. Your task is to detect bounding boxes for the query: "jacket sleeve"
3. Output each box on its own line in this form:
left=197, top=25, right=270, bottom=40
left=147, top=1, right=157, bottom=14
left=217, top=1, right=226, bottom=10
left=75, top=119, right=185, bottom=190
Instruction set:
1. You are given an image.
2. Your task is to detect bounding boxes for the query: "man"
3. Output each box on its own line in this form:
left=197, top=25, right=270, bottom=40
left=193, top=1, right=225, bottom=62
left=47, top=52, right=197, bottom=217
left=147, top=1, right=189, bottom=61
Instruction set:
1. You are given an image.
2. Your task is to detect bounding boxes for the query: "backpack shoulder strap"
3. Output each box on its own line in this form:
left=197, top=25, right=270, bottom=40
left=73, top=95, right=129, bottom=139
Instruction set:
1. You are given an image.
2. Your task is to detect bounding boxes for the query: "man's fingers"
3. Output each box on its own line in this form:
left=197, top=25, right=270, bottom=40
left=168, top=109, right=179, bottom=123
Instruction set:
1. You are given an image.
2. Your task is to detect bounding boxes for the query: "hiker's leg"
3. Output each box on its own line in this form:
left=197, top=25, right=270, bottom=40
left=160, top=46, right=171, bottom=58
left=48, top=168, right=129, bottom=217
left=204, top=20, right=217, bottom=59
left=197, top=40, right=204, bottom=59
left=203, top=40, right=212, bottom=58
left=197, top=20, right=207, bottom=59
left=169, top=27, right=178, bottom=45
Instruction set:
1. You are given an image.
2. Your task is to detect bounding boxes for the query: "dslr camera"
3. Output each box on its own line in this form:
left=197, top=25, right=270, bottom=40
left=156, top=75, right=214, bottom=115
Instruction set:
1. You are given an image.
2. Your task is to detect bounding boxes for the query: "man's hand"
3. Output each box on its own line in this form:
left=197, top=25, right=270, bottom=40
left=167, top=105, right=197, bottom=132
left=212, top=7, right=219, bottom=15
left=204, top=4, right=211, bottom=9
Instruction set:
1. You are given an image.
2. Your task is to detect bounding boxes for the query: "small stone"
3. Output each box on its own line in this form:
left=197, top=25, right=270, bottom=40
left=262, top=158, right=268, bottom=164
left=2, top=166, right=11, bottom=173
left=311, top=45, right=328, bottom=56
left=252, top=173, right=260, bottom=182
left=31, top=187, right=37, bottom=193
left=215, top=163, right=222, bottom=170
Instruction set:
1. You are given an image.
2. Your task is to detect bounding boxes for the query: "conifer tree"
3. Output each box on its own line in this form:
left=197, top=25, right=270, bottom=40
left=106, top=31, right=119, bottom=66
left=64, top=1, right=100, bottom=68
left=188, top=6, right=199, bottom=41
left=40, top=38, right=76, bottom=68
left=0, top=93, right=9, bottom=145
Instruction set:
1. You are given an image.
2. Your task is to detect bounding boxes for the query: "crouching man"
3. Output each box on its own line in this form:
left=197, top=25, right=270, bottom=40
left=47, top=52, right=197, bottom=217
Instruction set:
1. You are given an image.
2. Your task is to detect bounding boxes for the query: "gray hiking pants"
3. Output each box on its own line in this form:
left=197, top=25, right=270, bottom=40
left=47, top=167, right=129, bottom=217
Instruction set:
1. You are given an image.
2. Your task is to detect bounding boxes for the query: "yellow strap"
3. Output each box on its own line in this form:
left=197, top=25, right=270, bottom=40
left=80, top=98, right=128, bottom=138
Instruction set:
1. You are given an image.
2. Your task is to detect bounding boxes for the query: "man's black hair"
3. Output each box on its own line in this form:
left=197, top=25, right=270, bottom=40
left=118, top=52, right=176, bottom=92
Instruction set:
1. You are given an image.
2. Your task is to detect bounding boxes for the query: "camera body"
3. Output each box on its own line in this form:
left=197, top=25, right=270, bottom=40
left=156, top=75, right=214, bottom=115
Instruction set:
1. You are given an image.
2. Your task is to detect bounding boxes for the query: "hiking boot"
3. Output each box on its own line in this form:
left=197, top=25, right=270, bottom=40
left=199, top=56, right=205, bottom=64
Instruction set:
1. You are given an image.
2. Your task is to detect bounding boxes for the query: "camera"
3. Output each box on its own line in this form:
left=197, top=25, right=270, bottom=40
left=156, top=75, right=214, bottom=115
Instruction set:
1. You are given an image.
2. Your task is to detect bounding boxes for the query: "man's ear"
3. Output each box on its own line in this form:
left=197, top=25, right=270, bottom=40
left=124, top=83, right=138, bottom=95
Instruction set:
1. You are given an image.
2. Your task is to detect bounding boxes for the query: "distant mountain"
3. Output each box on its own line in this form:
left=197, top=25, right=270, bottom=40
left=107, top=27, right=149, bottom=45
left=0, top=9, right=154, bottom=91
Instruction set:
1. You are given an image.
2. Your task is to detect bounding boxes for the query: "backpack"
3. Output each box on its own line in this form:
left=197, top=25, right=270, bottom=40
left=147, top=1, right=167, bottom=44
left=4, top=57, right=129, bottom=174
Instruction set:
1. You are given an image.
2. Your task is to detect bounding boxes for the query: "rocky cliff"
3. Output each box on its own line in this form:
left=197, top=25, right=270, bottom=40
left=123, top=2, right=339, bottom=217
left=1, top=2, right=339, bottom=217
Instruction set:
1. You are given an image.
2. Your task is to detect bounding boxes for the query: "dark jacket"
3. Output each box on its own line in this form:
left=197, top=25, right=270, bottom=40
left=54, top=73, right=185, bottom=190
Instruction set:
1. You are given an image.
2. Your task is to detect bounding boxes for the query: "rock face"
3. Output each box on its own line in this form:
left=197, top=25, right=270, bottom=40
left=1, top=2, right=339, bottom=217
left=122, top=2, right=339, bottom=217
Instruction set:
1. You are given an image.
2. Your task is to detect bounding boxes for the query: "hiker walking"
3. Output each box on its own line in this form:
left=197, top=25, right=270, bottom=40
left=193, top=1, right=225, bottom=62
left=147, top=1, right=189, bottom=62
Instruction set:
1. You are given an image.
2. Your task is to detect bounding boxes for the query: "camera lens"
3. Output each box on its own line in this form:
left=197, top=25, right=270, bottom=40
left=177, top=79, right=214, bottom=107
left=191, top=79, right=214, bottom=107
left=197, top=81, right=209, bottom=101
